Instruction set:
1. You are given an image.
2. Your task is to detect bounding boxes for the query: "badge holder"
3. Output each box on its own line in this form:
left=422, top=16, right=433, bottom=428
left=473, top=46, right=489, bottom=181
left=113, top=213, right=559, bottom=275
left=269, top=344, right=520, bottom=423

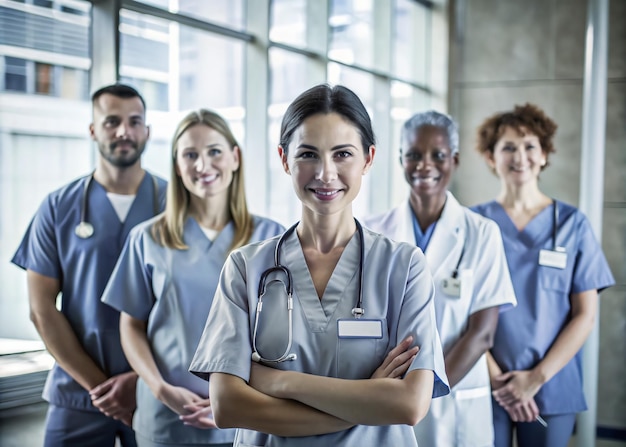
left=539, top=200, right=567, bottom=270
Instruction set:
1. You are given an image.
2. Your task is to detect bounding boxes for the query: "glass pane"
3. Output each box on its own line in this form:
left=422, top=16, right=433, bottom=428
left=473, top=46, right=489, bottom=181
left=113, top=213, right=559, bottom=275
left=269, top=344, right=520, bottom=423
left=392, top=0, right=429, bottom=85
left=133, top=0, right=245, bottom=30
left=327, top=62, right=374, bottom=112
left=270, top=0, right=307, bottom=47
left=35, top=63, right=54, bottom=95
left=0, top=1, right=92, bottom=350
left=4, top=56, right=27, bottom=92
left=120, top=9, right=245, bottom=179
left=328, top=0, right=374, bottom=68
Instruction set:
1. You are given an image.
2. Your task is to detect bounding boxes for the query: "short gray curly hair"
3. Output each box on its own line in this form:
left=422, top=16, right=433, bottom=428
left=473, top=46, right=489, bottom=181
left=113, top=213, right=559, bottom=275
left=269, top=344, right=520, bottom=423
left=401, top=110, right=459, bottom=155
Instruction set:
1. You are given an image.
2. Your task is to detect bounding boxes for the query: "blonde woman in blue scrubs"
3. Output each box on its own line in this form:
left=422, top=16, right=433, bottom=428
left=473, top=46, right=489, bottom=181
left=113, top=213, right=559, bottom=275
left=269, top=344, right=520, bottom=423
left=365, top=110, right=517, bottom=447
left=189, top=84, right=449, bottom=447
left=102, top=110, right=284, bottom=447
left=472, top=103, right=615, bottom=447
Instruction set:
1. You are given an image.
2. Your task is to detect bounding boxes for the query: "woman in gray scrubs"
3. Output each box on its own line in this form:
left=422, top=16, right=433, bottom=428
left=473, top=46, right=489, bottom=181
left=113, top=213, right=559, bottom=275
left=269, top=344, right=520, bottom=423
left=102, top=110, right=285, bottom=447
left=189, top=84, right=450, bottom=447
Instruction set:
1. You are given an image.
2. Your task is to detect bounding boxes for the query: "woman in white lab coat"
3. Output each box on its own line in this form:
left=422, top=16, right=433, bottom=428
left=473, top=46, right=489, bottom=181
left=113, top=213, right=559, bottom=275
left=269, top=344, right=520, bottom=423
left=365, top=110, right=516, bottom=447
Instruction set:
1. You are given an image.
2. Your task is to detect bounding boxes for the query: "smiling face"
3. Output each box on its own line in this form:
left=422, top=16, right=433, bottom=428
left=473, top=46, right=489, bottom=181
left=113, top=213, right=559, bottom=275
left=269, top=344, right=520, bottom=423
left=175, top=124, right=240, bottom=203
left=279, top=112, right=374, bottom=219
left=401, top=124, right=457, bottom=202
left=90, top=93, right=150, bottom=168
left=487, top=125, right=546, bottom=187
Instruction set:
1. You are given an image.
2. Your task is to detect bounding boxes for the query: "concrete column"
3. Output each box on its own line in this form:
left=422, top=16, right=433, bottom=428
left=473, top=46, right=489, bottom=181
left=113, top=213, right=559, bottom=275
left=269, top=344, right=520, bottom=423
left=576, top=0, right=609, bottom=445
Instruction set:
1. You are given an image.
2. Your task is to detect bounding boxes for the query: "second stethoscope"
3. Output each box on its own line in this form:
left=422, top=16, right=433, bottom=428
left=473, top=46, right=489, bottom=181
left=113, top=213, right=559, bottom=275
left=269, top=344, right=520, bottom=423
left=74, top=172, right=160, bottom=239
left=251, top=219, right=366, bottom=363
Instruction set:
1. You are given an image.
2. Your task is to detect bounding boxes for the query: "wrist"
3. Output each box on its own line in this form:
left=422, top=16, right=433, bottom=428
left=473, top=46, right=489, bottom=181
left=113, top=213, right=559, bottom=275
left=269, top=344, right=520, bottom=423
left=530, top=366, right=547, bottom=387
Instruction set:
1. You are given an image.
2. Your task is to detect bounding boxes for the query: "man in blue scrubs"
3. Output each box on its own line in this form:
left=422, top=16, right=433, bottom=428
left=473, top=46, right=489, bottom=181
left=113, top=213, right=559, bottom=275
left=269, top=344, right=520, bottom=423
left=11, top=83, right=167, bottom=447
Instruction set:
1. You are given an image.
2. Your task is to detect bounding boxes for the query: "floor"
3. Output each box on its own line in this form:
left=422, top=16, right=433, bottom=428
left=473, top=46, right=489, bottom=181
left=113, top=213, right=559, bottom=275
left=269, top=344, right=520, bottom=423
left=0, top=402, right=624, bottom=447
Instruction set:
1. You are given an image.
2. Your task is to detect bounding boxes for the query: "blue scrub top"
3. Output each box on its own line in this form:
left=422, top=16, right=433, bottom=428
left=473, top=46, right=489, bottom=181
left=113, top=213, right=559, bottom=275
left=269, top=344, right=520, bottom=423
left=11, top=172, right=167, bottom=411
left=472, top=200, right=615, bottom=414
left=411, top=212, right=437, bottom=252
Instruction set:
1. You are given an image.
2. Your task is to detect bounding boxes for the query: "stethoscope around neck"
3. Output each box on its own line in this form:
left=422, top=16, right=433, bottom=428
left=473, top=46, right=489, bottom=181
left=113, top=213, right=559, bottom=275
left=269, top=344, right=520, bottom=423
left=74, top=172, right=159, bottom=239
left=251, top=219, right=366, bottom=363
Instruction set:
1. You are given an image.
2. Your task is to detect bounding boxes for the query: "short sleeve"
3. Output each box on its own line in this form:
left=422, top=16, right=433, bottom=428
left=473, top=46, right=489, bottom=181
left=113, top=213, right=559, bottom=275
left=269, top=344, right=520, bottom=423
left=189, top=251, right=253, bottom=382
left=101, top=226, right=155, bottom=321
left=571, top=214, right=615, bottom=294
left=469, top=219, right=517, bottom=314
left=400, top=249, right=450, bottom=398
left=11, top=195, right=62, bottom=279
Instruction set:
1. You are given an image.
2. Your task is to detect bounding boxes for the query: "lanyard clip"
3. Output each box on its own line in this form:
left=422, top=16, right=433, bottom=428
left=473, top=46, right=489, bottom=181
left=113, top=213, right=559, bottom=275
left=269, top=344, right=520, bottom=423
left=351, top=307, right=365, bottom=319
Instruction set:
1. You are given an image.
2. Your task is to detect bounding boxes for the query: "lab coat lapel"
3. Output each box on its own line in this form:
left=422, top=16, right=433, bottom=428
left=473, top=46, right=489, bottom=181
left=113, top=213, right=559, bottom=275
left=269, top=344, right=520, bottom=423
left=394, top=201, right=418, bottom=245
left=424, top=192, right=465, bottom=278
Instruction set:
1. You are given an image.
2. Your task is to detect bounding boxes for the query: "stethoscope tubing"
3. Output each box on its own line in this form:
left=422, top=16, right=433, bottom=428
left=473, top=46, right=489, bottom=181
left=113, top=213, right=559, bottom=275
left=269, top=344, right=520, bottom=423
left=75, top=172, right=159, bottom=239
left=252, top=219, right=365, bottom=363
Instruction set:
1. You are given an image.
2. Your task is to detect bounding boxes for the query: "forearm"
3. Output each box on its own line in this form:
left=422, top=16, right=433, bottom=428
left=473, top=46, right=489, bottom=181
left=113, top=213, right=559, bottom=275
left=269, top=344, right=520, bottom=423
left=444, top=307, right=498, bottom=388
left=444, top=332, right=491, bottom=388
left=31, top=307, right=107, bottom=390
left=272, top=369, right=432, bottom=426
left=119, top=314, right=164, bottom=396
left=486, top=351, right=503, bottom=378
left=532, top=292, right=597, bottom=385
left=210, top=373, right=353, bottom=437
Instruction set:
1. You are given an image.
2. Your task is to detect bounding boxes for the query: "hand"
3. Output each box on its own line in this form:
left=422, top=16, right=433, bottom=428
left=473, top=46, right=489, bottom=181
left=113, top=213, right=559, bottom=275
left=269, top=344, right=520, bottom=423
left=179, top=398, right=218, bottom=429
left=491, top=370, right=542, bottom=409
left=90, top=371, right=138, bottom=421
left=500, top=396, right=540, bottom=423
left=156, top=383, right=206, bottom=416
left=371, top=336, right=419, bottom=379
left=249, top=362, right=285, bottom=398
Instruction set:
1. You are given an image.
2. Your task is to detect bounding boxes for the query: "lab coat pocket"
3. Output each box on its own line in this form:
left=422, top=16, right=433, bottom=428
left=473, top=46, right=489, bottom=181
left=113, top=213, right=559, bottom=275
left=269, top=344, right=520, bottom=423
left=336, top=319, right=388, bottom=379
left=454, top=387, right=494, bottom=447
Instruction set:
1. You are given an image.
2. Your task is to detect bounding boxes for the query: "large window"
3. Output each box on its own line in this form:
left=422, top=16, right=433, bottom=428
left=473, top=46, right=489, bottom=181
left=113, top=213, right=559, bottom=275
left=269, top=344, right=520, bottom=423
left=0, top=0, right=447, bottom=348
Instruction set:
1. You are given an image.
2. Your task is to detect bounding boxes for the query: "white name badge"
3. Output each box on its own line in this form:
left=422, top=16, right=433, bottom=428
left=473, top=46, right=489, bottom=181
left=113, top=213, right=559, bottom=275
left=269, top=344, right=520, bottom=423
left=441, top=277, right=462, bottom=297
left=337, top=319, right=383, bottom=339
left=539, top=248, right=568, bottom=269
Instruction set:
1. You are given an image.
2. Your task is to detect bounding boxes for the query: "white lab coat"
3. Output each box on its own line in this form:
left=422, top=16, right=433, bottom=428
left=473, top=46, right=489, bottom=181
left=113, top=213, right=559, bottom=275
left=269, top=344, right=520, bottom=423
left=364, top=191, right=516, bottom=447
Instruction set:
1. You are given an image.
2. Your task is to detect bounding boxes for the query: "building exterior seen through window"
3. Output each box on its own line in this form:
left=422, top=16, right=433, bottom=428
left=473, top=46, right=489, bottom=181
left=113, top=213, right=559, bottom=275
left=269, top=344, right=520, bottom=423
left=0, top=0, right=444, bottom=367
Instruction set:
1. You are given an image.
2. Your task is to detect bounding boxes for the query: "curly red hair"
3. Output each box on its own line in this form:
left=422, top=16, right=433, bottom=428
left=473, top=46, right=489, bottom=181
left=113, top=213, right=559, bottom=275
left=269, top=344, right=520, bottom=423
left=475, top=103, right=557, bottom=169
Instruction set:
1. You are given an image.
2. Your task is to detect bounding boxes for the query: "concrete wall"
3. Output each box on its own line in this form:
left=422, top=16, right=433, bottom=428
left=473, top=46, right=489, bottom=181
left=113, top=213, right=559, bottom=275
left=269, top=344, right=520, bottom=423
left=449, top=0, right=626, bottom=438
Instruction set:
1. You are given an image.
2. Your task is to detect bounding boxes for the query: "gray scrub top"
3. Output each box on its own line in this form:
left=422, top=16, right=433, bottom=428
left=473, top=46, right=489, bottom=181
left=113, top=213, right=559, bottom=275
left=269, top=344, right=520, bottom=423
left=190, top=226, right=449, bottom=447
left=11, top=172, right=167, bottom=411
left=102, top=215, right=284, bottom=445
left=472, top=200, right=615, bottom=414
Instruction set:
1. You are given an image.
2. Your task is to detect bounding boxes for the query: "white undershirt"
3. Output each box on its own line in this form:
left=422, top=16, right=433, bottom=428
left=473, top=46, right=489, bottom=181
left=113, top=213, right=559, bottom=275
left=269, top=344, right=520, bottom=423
left=199, top=226, right=219, bottom=241
left=106, top=193, right=136, bottom=223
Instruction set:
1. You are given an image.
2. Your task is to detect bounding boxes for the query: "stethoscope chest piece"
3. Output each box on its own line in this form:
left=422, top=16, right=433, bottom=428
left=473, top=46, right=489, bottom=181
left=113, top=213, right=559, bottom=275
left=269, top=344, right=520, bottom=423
left=75, top=221, right=94, bottom=239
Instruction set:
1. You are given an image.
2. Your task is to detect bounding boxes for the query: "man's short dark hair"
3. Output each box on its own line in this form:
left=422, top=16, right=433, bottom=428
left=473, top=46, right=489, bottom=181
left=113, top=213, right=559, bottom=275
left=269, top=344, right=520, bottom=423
left=91, top=83, right=146, bottom=111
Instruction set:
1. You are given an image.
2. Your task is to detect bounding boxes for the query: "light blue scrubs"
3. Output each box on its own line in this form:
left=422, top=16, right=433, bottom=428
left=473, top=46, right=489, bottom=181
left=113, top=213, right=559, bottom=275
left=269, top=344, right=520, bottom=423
left=102, top=215, right=284, bottom=446
left=190, top=226, right=449, bottom=447
left=11, top=172, right=166, bottom=445
left=472, top=200, right=615, bottom=445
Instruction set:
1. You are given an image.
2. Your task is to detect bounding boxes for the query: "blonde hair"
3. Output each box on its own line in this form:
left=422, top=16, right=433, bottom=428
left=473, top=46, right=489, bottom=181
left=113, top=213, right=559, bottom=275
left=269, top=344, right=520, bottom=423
left=151, top=109, right=253, bottom=251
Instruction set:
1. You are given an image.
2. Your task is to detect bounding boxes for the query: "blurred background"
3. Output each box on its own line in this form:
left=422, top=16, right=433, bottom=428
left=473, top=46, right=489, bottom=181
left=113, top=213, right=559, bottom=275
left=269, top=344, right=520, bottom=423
left=0, top=0, right=623, bottom=445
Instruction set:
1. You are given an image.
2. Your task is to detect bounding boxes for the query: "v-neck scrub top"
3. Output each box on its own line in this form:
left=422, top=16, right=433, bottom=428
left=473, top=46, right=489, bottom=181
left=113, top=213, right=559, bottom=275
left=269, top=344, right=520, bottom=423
left=472, top=200, right=615, bottom=414
left=102, top=215, right=284, bottom=445
left=189, top=226, right=449, bottom=447
left=11, top=172, right=167, bottom=411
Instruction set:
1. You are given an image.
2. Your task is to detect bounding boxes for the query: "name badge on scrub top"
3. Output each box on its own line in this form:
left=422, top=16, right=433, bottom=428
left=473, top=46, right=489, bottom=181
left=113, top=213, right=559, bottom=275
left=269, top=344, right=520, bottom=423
left=539, top=247, right=568, bottom=269
left=337, top=319, right=383, bottom=339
